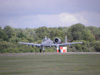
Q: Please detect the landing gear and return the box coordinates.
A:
[40,46,45,53]
[43,46,45,53]
[40,49,42,53]
[43,50,45,53]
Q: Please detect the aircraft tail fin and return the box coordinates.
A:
[65,35,67,43]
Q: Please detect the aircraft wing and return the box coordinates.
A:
[19,41,82,47]
[51,42,82,47]
[18,42,41,47]
[60,42,82,46]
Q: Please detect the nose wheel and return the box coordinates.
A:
[43,46,45,53]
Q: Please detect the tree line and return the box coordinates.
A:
[0,23,100,53]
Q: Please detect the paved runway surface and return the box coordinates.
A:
[0,52,100,56]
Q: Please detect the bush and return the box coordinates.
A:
[94,41,100,52]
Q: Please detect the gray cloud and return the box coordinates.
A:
[0,12,100,28]
[0,0,100,28]
[0,0,100,16]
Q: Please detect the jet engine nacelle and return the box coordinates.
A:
[53,38,61,44]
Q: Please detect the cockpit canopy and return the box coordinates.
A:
[42,36,48,42]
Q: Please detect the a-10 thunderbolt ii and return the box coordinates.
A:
[19,36,82,53]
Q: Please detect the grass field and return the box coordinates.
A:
[0,53,100,75]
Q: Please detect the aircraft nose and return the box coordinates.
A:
[41,42,45,46]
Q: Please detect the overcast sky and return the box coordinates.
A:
[0,0,100,28]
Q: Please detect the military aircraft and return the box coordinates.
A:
[19,36,82,53]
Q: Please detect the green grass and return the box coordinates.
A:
[0,54,100,75]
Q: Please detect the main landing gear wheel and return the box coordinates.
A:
[40,49,42,53]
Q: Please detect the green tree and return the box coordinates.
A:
[67,23,85,41]
[87,26,100,40]
[17,32,26,38]
[92,41,100,52]
[83,30,95,42]
[67,23,95,42]
[0,27,8,41]
[49,28,65,42]
[4,26,15,39]
[35,27,50,39]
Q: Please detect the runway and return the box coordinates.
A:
[0,52,100,56]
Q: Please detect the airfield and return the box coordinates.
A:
[0,52,100,75]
